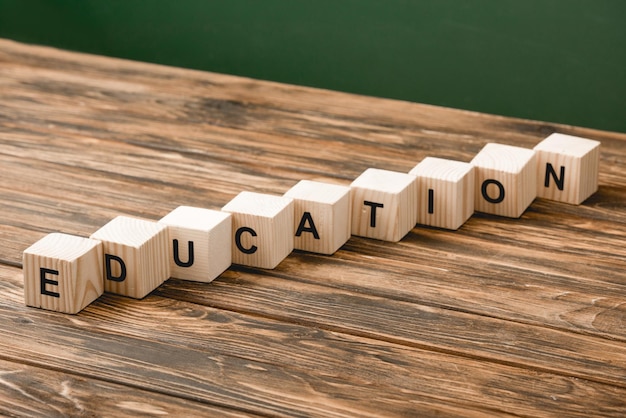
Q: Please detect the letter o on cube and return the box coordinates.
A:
[471,143,537,218]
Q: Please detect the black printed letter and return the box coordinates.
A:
[295,212,320,239]
[235,226,258,254]
[363,201,384,227]
[481,179,505,204]
[428,189,434,214]
[544,163,565,191]
[105,254,127,282]
[40,267,60,297]
[173,239,194,267]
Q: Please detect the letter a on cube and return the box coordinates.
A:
[533,133,600,204]
[222,191,294,269]
[90,216,170,299]
[471,143,537,218]
[23,233,103,314]
[350,168,417,242]
[284,180,351,255]
[409,157,475,230]
[159,206,232,282]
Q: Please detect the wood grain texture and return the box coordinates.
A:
[0,358,255,417]
[534,132,601,204]
[284,180,352,255]
[222,192,294,269]
[409,157,475,230]
[90,216,170,299]
[1,38,626,417]
[471,143,537,218]
[22,233,103,314]
[158,206,232,282]
[350,168,418,242]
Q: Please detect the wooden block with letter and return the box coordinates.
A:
[221,191,294,269]
[90,215,170,299]
[158,206,232,282]
[350,168,417,242]
[533,132,600,204]
[22,233,103,314]
[471,143,537,218]
[284,180,351,255]
[409,157,475,230]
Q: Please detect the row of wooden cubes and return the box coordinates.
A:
[23,133,600,313]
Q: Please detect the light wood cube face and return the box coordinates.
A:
[533,133,600,205]
[284,180,351,255]
[222,191,294,269]
[90,216,170,299]
[350,168,418,242]
[159,206,232,282]
[471,143,537,218]
[409,157,475,230]
[22,233,103,314]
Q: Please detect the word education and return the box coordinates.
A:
[22,133,600,314]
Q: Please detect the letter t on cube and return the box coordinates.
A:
[533,133,600,204]
[350,168,417,242]
[23,233,103,314]
[284,180,351,255]
[159,206,232,282]
[90,216,170,299]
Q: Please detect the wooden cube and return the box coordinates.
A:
[471,143,537,218]
[23,233,103,314]
[221,191,294,269]
[90,215,170,299]
[158,206,232,282]
[350,168,417,242]
[284,180,351,255]
[408,157,475,230]
[533,133,600,204]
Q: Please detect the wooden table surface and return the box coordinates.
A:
[1,38,625,417]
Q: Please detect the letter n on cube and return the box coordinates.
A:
[533,133,600,205]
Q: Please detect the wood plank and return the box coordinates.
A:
[1,264,624,417]
[0,359,256,417]
[152,270,626,387]
[2,38,626,417]
[2,143,624,343]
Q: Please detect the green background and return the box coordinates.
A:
[1,0,624,132]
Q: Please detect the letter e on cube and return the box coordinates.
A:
[23,233,103,314]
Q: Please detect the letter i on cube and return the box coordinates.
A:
[471,143,537,218]
[222,191,294,269]
[409,157,475,230]
[90,215,170,299]
[23,233,103,314]
[533,133,600,205]
[284,180,351,255]
[158,206,232,282]
[350,168,418,242]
